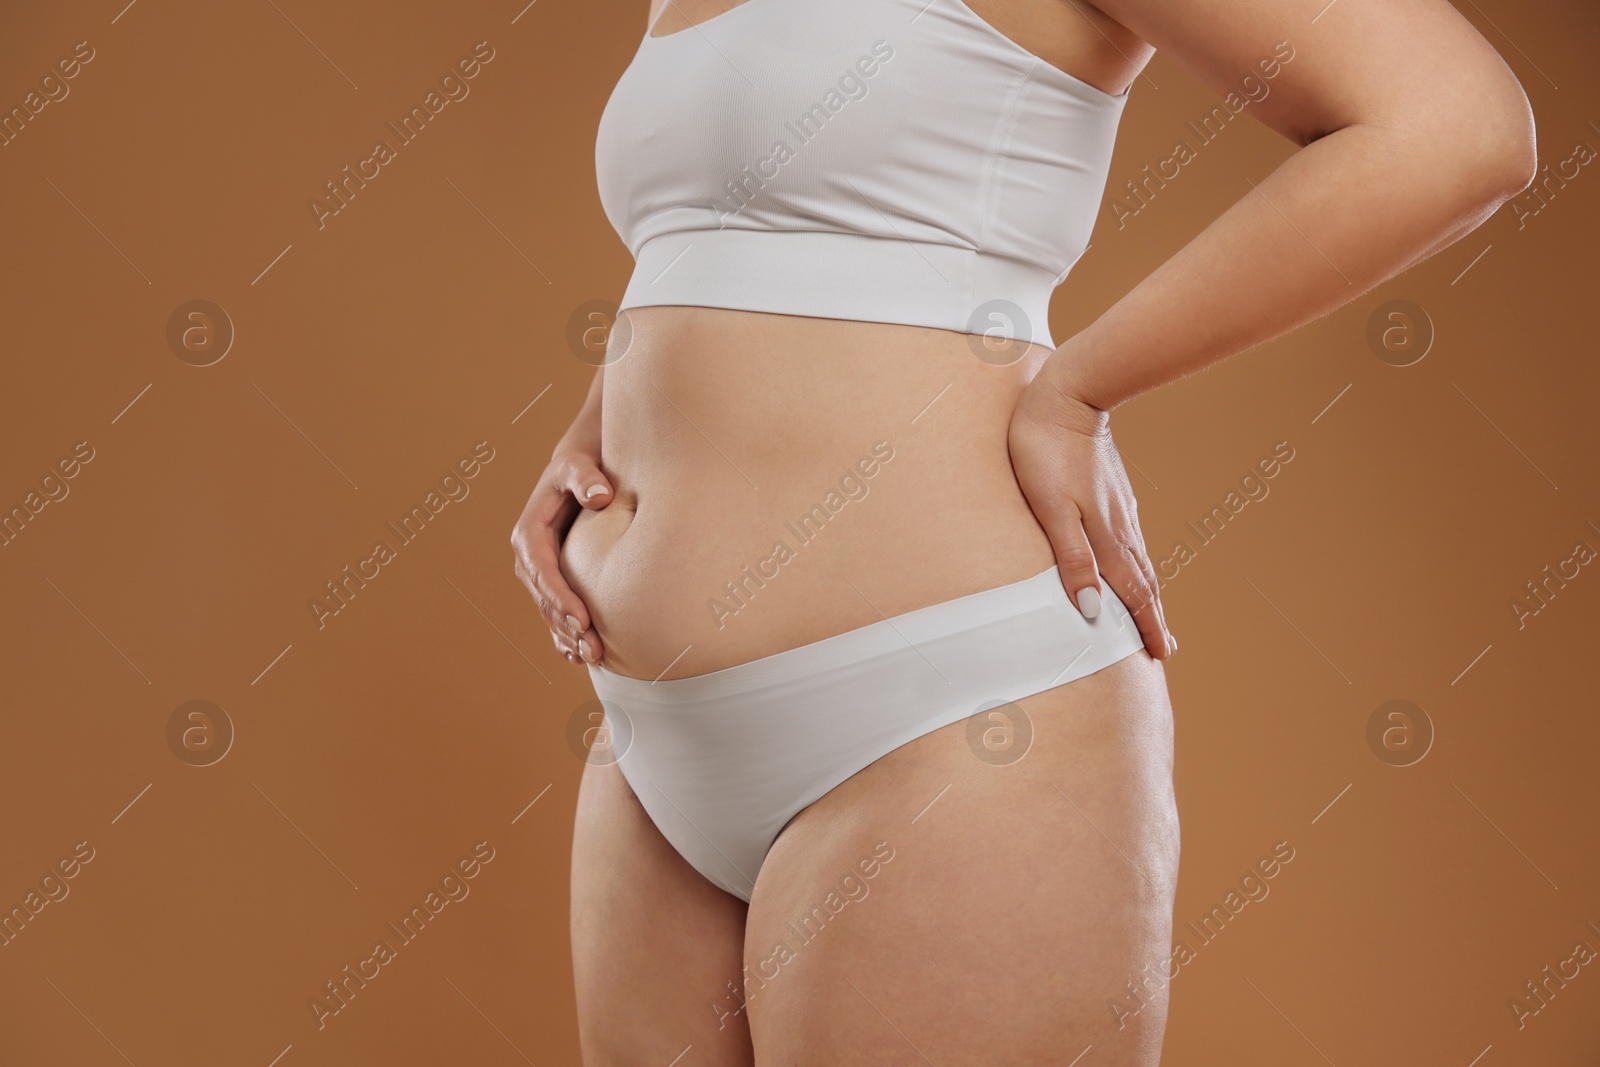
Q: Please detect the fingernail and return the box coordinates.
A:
[579,638,594,663]
[1075,586,1101,619]
[564,614,581,637]
[1166,634,1177,656]
[584,484,607,500]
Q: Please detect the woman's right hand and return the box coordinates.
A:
[510,445,614,667]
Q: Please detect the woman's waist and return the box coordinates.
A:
[561,449,1060,681]
[597,305,1052,494]
[567,305,1066,678]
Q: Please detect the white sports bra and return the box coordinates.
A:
[594,0,1130,349]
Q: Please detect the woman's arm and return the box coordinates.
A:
[1009,0,1535,660]
[511,367,614,666]
[1041,0,1536,410]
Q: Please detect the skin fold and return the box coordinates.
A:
[509,0,1536,1061]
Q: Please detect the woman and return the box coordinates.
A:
[512,0,1533,1061]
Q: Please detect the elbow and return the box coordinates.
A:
[1347,76,1538,218]
[1448,75,1539,206]
[1477,93,1539,201]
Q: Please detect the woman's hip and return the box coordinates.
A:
[585,561,1150,900]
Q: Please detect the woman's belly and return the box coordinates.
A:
[559,306,1064,681]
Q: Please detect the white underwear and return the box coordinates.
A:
[585,566,1145,901]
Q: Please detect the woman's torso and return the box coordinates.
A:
[561,0,1150,681]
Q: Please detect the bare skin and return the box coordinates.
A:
[511,0,1536,1062]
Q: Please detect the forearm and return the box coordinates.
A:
[1042,121,1531,411]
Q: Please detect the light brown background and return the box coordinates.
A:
[2,0,1597,1064]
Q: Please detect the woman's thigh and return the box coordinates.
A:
[743,650,1179,1067]
[570,756,756,1067]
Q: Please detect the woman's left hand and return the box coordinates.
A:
[1008,378,1174,661]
